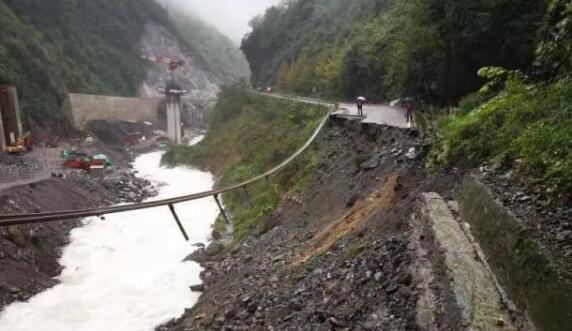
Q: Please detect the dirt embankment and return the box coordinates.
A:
[0,178,110,309]
[160,118,464,330]
[0,120,159,312]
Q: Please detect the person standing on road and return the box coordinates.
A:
[356,96,367,116]
[405,99,414,124]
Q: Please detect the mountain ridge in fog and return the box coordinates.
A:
[160,0,282,43]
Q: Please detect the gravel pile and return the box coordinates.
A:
[62,170,157,204]
[101,171,157,203]
[0,154,41,183]
[170,233,417,331]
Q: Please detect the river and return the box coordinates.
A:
[0,148,219,331]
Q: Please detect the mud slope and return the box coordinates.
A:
[161,118,464,330]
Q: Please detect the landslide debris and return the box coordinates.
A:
[160,118,463,330]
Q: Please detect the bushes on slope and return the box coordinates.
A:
[163,83,329,242]
[242,0,545,104]
[430,78,572,200]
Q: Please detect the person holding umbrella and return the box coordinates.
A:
[356,96,367,117]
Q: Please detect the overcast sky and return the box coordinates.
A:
[164,0,282,43]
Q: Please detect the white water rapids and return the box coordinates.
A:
[0,148,219,331]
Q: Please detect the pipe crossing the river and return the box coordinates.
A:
[0,101,338,241]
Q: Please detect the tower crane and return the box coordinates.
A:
[141,54,185,81]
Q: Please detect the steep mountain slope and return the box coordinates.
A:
[242,0,545,103]
[140,10,250,128]
[0,0,248,131]
[242,0,571,201]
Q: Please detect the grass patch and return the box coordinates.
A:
[163,83,329,243]
[211,215,227,240]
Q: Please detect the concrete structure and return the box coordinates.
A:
[65,93,162,129]
[421,192,518,330]
[0,86,23,150]
[456,175,572,330]
[165,83,185,144]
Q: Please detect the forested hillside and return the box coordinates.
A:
[244,0,572,201]
[0,0,247,130]
[242,0,545,103]
[164,83,328,242]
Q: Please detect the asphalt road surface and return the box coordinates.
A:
[335,102,409,128]
[255,91,410,128]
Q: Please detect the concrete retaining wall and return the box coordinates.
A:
[66,93,162,129]
[421,192,517,330]
[455,175,572,331]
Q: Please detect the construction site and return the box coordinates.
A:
[1,0,572,330]
[0,50,197,315]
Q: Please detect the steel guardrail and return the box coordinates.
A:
[0,101,337,227]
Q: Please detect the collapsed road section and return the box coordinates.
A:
[159,116,561,331]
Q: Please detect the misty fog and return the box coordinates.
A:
[163,0,282,44]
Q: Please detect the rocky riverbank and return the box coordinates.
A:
[0,124,160,312]
[0,170,156,311]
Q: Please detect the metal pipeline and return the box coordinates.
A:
[0,103,337,227]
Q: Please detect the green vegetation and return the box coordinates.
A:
[211,215,227,240]
[0,0,166,126]
[431,76,572,200]
[244,0,572,201]
[163,83,329,243]
[0,0,247,130]
[242,0,545,104]
[535,0,572,78]
[429,0,572,201]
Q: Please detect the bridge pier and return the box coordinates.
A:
[166,82,185,145]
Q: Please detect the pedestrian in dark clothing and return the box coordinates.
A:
[405,101,414,124]
[357,96,367,117]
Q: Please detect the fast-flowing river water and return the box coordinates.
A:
[0,148,219,331]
